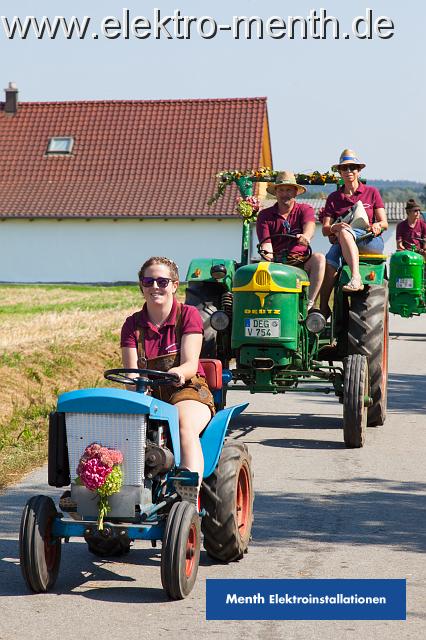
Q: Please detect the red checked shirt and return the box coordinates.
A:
[256,202,316,257]
[120,297,205,376]
[323,182,385,224]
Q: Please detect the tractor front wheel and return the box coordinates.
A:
[200,441,254,562]
[343,354,369,448]
[161,501,201,600]
[19,495,62,593]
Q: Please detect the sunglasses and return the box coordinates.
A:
[340,164,359,172]
[140,277,173,288]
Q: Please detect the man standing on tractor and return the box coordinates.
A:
[256,170,326,311]
[319,149,388,317]
[396,199,426,254]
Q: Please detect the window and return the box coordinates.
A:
[46,137,74,154]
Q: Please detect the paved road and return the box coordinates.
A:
[0,314,425,640]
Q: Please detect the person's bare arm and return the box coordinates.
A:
[369,208,388,235]
[168,333,202,386]
[121,347,138,391]
[258,240,274,261]
[322,214,349,243]
[298,220,315,245]
[322,215,335,237]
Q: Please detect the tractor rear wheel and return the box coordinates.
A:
[19,496,62,593]
[343,354,369,448]
[161,501,201,600]
[200,441,254,562]
[185,284,221,358]
[347,283,389,426]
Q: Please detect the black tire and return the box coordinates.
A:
[343,354,369,448]
[185,284,221,358]
[347,283,389,426]
[19,496,62,593]
[161,501,201,600]
[85,530,131,557]
[200,441,254,562]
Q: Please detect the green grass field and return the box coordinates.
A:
[0,284,185,489]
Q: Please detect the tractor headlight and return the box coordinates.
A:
[210,264,227,280]
[210,310,230,331]
[306,311,326,334]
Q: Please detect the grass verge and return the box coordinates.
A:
[0,284,185,490]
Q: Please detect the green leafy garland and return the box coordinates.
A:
[208,167,340,207]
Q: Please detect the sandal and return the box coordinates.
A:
[342,277,364,293]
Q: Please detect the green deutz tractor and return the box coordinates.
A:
[389,238,426,317]
[185,170,389,448]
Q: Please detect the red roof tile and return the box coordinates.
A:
[0,97,269,218]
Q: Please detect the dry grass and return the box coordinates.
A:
[0,308,129,353]
[0,284,185,490]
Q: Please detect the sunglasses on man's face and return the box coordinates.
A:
[340,165,359,172]
[140,277,172,288]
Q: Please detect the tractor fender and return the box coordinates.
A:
[200,403,248,478]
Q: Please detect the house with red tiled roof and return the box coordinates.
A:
[0,85,272,282]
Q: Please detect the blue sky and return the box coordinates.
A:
[1,1,425,181]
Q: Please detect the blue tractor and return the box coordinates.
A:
[19,364,254,600]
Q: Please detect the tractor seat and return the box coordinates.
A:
[200,359,223,390]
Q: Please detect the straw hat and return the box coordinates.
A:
[332,148,366,172]
[266,170,306,196]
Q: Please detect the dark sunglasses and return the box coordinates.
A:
[140,277,172,288]
[340,164,359,172]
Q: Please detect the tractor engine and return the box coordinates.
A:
[389,250,425,317]
[231,261,310,390]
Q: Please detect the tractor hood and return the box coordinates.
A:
[232,261,309,294]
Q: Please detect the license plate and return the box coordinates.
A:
[244,318,281,337]
[396,278,414,289]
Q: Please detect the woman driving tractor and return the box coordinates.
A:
[120,256,215,496]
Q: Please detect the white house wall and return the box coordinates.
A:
[0,218,398,284]
[0,219,242,283]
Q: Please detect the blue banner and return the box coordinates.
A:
[206,579,406,620]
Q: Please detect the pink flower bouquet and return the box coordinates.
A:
[76,443,123,530]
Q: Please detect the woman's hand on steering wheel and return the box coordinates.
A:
[167,367,186,387]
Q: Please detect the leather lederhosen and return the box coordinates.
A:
[135,303,215,414]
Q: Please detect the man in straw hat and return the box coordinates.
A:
[256,170,325,310]
[319,149,388,316]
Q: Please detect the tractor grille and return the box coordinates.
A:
[255,271,271,287]
[65,412,147,486]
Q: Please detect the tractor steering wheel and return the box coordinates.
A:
[104,368,180,392]
[257,233,312,265]
[401,237,425,254]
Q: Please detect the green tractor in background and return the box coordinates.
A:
[185,170,389,447]
[389,237,426,318]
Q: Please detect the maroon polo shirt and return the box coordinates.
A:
[323,182,385,224]
[256,202,315,257]
[396,218,426,250]
[121,297,205,376]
